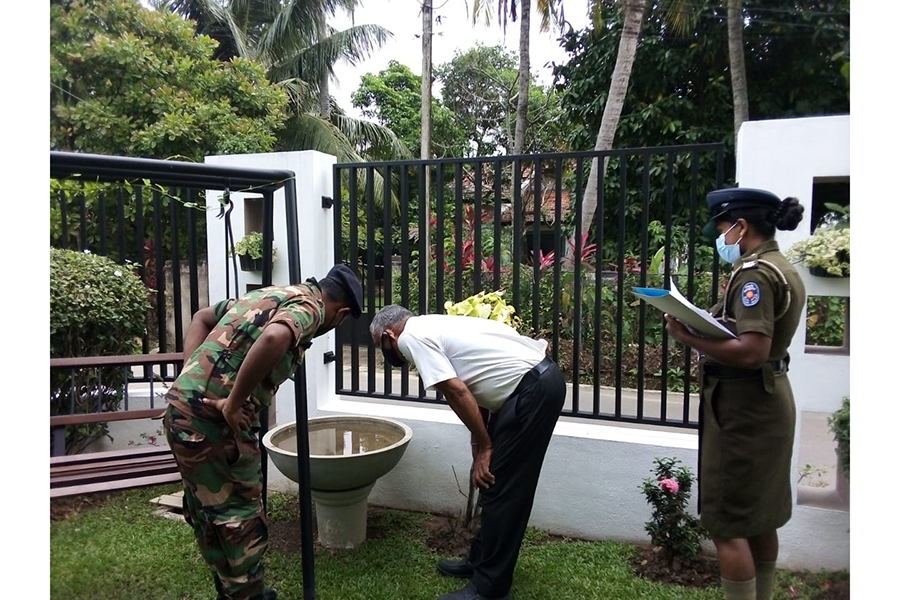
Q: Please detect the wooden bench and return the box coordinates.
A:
[50,353,184,498]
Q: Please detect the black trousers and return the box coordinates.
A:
[468,357,566,598]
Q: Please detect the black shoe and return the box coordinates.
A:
[437,555,474,579]
[437,581,510,600]
[219,589,276,600]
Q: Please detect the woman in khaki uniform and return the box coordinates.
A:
[665,188,806,600]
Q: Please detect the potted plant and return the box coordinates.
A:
[828,397,849,505]
[786,204,850,278]
[232,232,277,272]
[786,226,850,277]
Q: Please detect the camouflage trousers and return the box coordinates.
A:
[164,404,268,600]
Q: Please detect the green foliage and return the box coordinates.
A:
[828,397,849,476]
[444,290,523,331]
[556,0,849,154]
[553,0,849,249]
[640,457,708,567]
[50,248,151,454]
[50,0,289,160]
[232,231,277,261]
[805,296,846,347]
[352,60,468,158]
[50,248,150,358]
[437,45,568,155]
[786,227,850,277]
[49,179,205,273]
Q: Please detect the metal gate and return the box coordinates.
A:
[333,144,726,429]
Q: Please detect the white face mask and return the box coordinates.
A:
[715,223,744,264]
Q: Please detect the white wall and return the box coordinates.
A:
[736,115,850,414]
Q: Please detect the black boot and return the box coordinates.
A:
[437,581,509,600]
[437,555,474,579]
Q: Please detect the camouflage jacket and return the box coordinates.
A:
[165,281,324,424]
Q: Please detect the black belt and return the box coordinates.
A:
[514,357,554,393]
[702,357,788,379]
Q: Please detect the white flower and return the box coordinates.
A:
[83,249,91,254]
[114,270,123,277]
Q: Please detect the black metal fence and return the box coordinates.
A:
[50,152,288,365]
[334,143,727,429]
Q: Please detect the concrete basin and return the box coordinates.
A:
[262,415,413,549]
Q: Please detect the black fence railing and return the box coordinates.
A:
[50,153,292,359]
[50,151,317,600]
[334,144,727,429]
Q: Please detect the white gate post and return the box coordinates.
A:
[204,150,339,425]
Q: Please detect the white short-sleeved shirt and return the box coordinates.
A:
[397,315,549,412]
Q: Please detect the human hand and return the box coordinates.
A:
[201,397,252,433]
[471,445,495,489]
[664,314,691,345]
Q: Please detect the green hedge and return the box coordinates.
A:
[50,248,151,454]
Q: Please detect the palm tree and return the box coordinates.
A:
[727,0,749,141]
[577,0,701,238]
[157,0,412,162]
[469,0,566,155]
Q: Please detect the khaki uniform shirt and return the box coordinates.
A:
[709,240,806,361]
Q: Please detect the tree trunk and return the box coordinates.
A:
[421,0,433,162]
[578,0,648,239]
[513,0,531,155]
[319,69,331,119]
[421,0,433,312]
[727,0,750,142]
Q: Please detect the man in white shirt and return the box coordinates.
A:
[370,305,566,600]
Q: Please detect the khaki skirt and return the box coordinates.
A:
[699,371,796,539]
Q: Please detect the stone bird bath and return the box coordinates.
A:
[262,415,413,549]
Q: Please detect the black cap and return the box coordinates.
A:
[701,187,781,239]
[324,264,363,318]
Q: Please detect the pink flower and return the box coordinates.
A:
[659,478,680,494]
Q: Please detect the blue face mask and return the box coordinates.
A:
[715,223,744,264]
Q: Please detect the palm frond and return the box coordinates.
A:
[271,23,392,85]
[659,0,699,39]
[331,113,413,160]
[279,113,399,211]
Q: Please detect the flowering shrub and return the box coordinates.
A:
[786,226,850,277]
[640,457,708,566]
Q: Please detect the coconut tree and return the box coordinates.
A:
[469,0,567,155]
[576,0,703,238]
[157,0,411,162]
[727,0,749,141]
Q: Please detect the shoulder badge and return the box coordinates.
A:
[741,281,761,307]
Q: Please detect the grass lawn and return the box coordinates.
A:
[50,485,847,600]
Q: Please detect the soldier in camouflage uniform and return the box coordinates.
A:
[163,265,362,600]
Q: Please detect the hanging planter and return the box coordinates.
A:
[809,265,846,278]
[239,254,264,272]
[232,232,277,272]
[786,227,850,279]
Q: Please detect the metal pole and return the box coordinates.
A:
[284,179,316,600]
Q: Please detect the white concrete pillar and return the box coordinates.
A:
[204,151,339,424]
